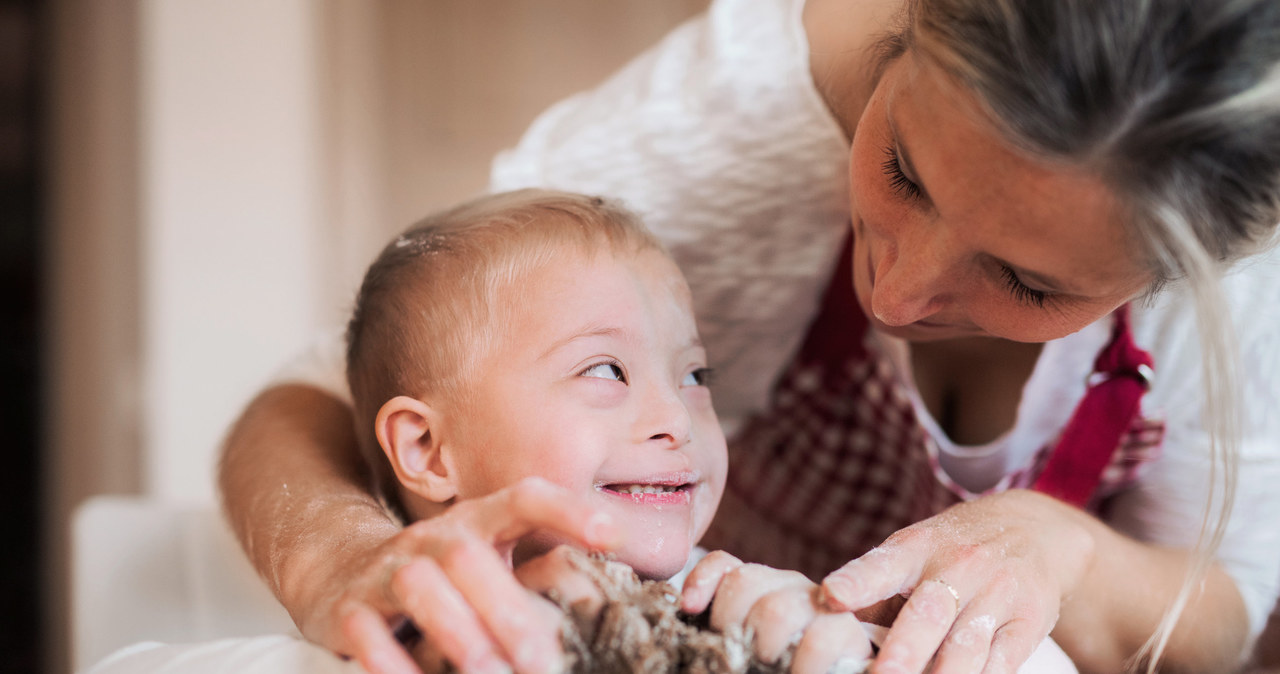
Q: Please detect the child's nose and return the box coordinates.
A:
[641,386,693,448]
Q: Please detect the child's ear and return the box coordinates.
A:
[375,395,457,503]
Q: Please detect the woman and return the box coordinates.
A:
[220,0,1280,672]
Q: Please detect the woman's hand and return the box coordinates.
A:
[679,551,876,673]
[301,477,621,674]
[819,489,1095,674]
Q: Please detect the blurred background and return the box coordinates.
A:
[3,1,708,672]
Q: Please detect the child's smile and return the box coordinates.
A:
[442,246,728,580]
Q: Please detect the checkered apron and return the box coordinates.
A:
[701,237,1164,581]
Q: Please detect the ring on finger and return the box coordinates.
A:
[925,578,961,613]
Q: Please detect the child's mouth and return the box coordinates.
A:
[599,481,694,504]
[609,483,685,495]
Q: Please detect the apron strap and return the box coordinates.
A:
[1032,305,1154,507]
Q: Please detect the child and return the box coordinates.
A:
[344,188,727,581]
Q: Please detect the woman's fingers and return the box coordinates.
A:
[358,478,618,674]
[929,603,1002,674]
[872,578,964,674]
[822,543,924,613]
[460,477,621,551]
[388,557,514,674]
[790,612,874,674]
[339,602,422,674]
[983,619,1048,674]
[680,550,744,614]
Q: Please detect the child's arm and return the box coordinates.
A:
[218,383,620,674]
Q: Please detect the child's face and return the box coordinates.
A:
[445,246,727,579]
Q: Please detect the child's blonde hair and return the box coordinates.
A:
[345,188,665,495]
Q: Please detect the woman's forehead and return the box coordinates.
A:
[884,53,1152,297]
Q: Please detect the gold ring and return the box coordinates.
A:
[927,578,961,612]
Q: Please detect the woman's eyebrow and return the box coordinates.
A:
[886,95,934,204]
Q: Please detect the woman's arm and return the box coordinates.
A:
[818,489,1248,674]
[218,384,619,674]
[1054,508,1247,673]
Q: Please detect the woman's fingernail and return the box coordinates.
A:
[822,576,856,607]
[585,513,620,547]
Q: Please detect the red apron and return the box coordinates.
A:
[702,237,1165,580]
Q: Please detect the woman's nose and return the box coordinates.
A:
[639,384,693,448]
[870,241,949,326]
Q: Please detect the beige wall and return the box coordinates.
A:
[46,1,706,670]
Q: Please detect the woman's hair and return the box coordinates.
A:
[890,0,1280,669]
[345,189,663,494]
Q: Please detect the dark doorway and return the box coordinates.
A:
[0,0,45,672]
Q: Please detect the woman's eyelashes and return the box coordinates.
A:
[881,144,924,201]
[580,361,627,383]
[999,265,1049,308]
[880,140,1054,311]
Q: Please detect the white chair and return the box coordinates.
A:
[71,496,297,671]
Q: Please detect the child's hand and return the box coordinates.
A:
[310,477,621,674]
[681,551,875,673]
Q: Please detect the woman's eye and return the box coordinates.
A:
[999,266,1049,308]
[881,144,924,201]
[581,362,626,382]
[683,367,715,387]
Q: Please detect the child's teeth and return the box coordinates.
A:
[619,484,678,494]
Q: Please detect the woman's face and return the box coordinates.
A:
[848,51,1154,343]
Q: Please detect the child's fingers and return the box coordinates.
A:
[744,587,817,664]
[789,612,873,674]
[708,564,813,634]
[679,549,743,613]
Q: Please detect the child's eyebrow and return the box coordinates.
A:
[538,324,626,361]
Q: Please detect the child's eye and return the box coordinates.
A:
[581,362,626,383]
[683,367,715,387]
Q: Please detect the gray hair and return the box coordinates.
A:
[897,0,1280,669]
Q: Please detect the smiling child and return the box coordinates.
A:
[344,188,728,581]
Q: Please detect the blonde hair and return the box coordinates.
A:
[885,0,1280,669]
[345,189,665,493]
